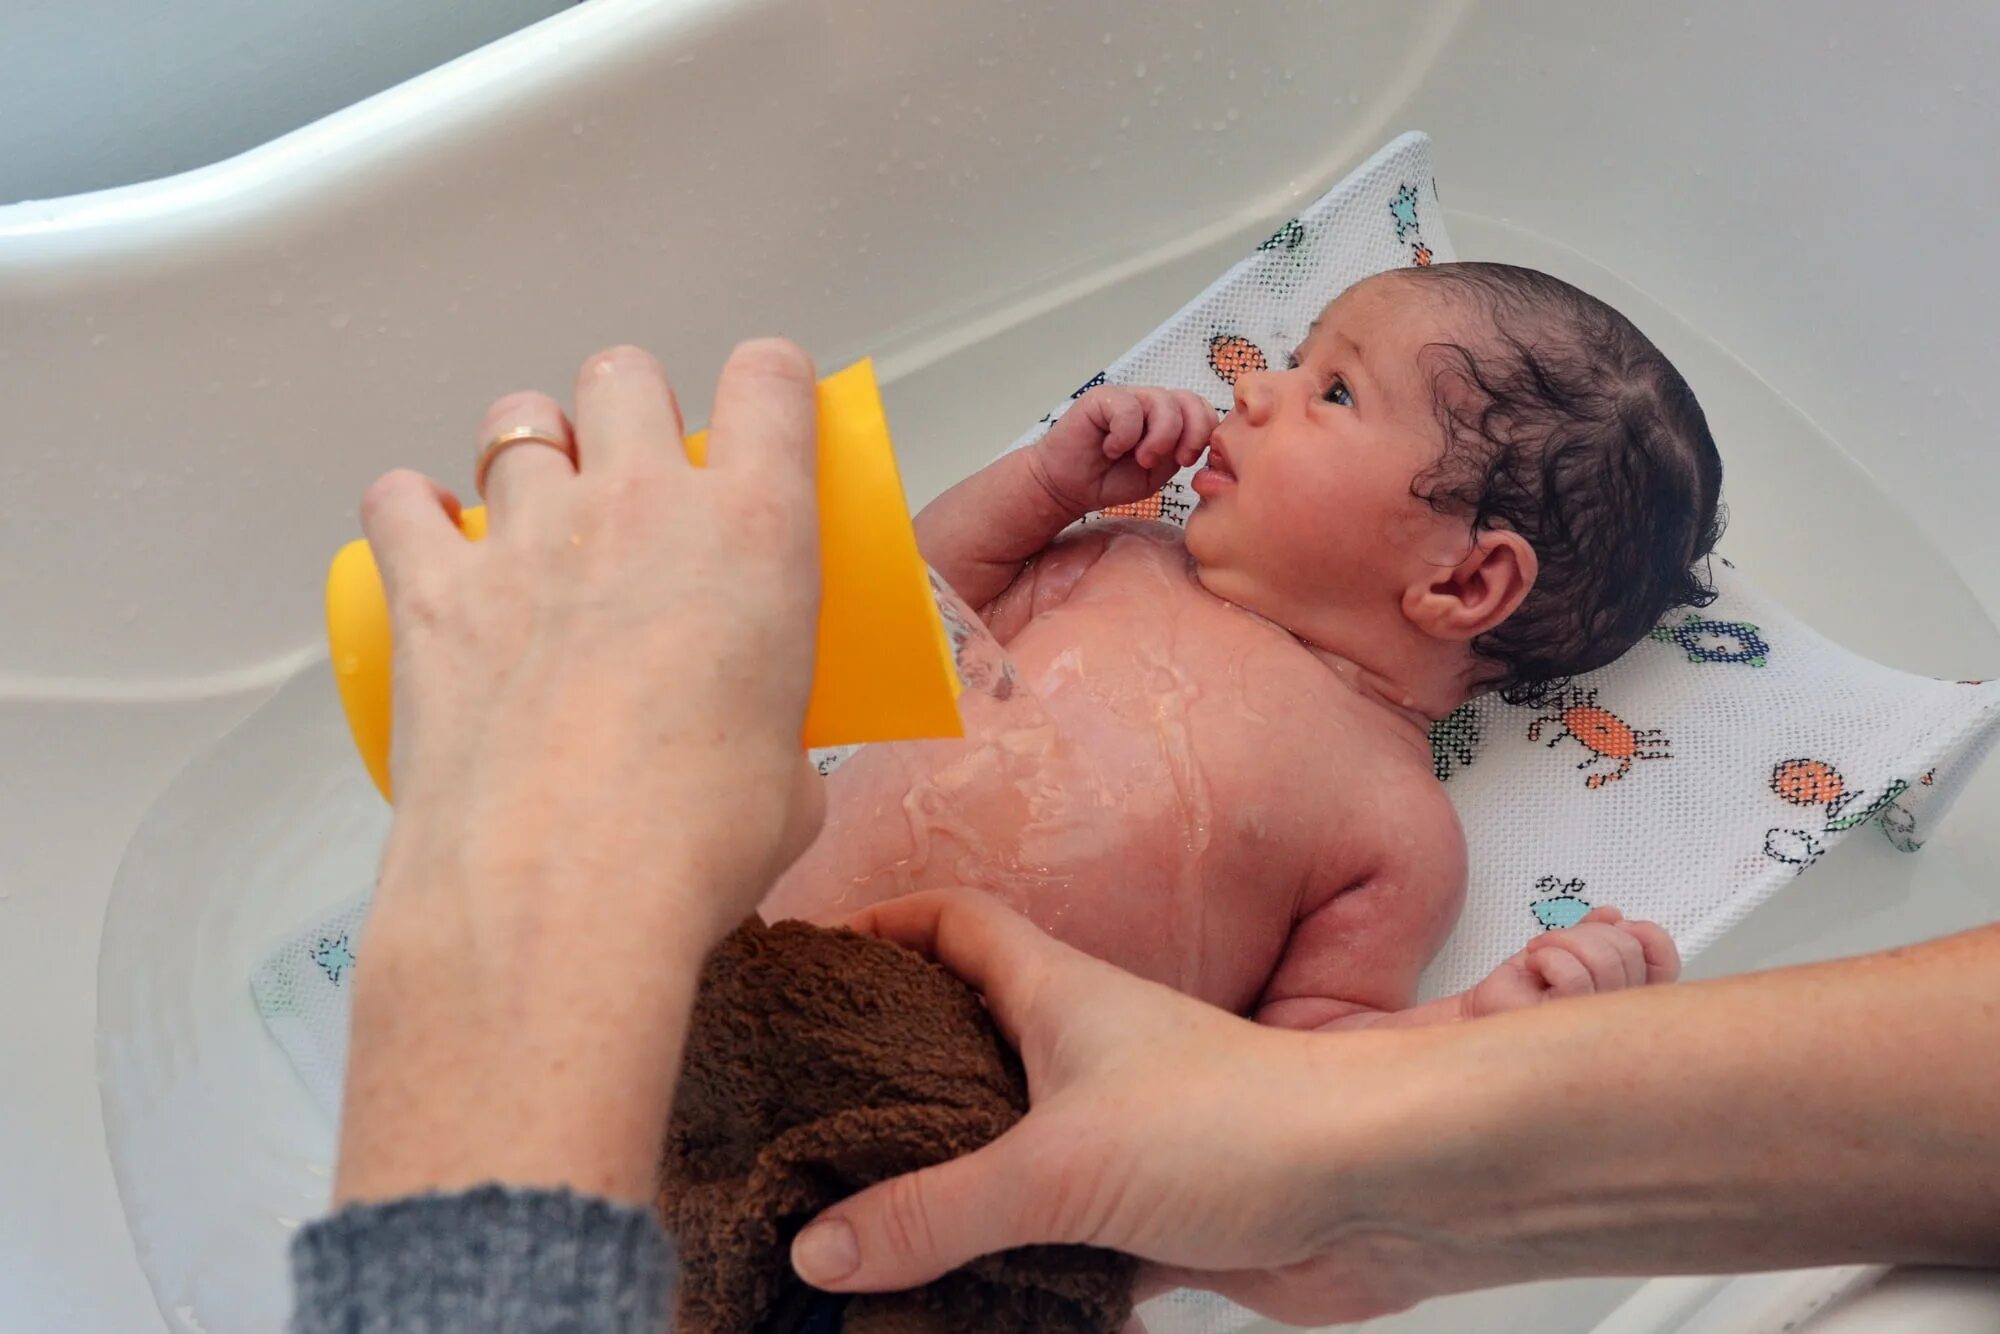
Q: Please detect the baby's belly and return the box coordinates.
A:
[762,550,1330,1012]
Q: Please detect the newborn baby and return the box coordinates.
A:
[761,263,1721,1026]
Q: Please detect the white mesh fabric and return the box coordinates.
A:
[250,895,370,1119]
[252,130,2000,1334]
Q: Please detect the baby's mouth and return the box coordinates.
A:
[1202,437,1237,481]
[1190,437,1238,500]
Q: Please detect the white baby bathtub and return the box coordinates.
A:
[4,0,1998,1329]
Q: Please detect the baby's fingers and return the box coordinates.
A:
[1172,391,1218,468]
[1528,923,1645,990]
[1131,390,1184,469]
[1622,919,1682,984]
[1089,388,1147,461]
[1529,946,1594,998]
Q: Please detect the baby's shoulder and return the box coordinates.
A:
[1363,754,1467,887]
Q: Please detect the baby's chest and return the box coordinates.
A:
[1004,548,1379,840]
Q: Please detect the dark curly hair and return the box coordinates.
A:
[1389,262,1725,704]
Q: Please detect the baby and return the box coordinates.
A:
[760,262,1722,1027]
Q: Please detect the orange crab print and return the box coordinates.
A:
[1207,333,1268,387]
[1768,757,1908,832]
[1771,757,1845,807]
[1411,242,1434,266]
[1099,492,1167,521]
[1526,687,1672,789]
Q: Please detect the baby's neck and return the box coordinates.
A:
[1292,638,1447,740]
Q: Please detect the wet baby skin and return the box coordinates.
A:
[762,277,1679,1028]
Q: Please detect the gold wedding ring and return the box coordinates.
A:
[474,426,574,496]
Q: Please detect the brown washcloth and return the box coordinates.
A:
[661,917,1138,1334]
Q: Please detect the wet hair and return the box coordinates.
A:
[1389,261,1725,705]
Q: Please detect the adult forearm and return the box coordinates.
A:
[1361,924,2000,1294]
[334,874,709,1208]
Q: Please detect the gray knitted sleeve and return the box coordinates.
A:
[289,1184,675,1332]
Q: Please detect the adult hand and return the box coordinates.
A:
[789,890,1450,1326]
[795,896,2000,1323]
[336,340,826,1207]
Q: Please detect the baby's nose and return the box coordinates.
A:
[1233,369,1275,425]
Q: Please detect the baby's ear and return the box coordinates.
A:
[1402,529,1538,642]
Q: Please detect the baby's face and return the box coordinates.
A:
[1186,276,1474,641]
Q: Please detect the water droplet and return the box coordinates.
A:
[435,369,453,385]
[1192,48,1205,63]
[90,333,108,347]
[1119,114,1132,129]
[1226,106,1240,121]
[928,113,942,126]
[1134,60,1147,78]
[900,92,913,108]
[1087,155,1104,171]
[570,120,585,136]
[328,312,351,330]
[1101,31,1112,44]
[267,289,286,307]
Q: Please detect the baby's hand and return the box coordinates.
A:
[1464,907,1680,1018]
[1029,385,1218,517]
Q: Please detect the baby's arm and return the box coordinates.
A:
[1255,795,1679,1034]
[915,386,1214,613]
[1286,907,1681,1033]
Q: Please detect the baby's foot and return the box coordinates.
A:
[1465,907,1680,1018]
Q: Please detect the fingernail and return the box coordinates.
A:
[793,1220,860,1285]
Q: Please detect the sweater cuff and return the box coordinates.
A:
[290,1184,674,1332]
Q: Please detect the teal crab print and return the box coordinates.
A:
[1649,612,1770,667]
[1530,876,1593,930]
[313,933,357,985]
[1389,184,1421,241]
[1257,218,1306,252]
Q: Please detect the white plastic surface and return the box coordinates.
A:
[5,1,2000,1330]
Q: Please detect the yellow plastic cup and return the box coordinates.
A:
[326,358,962,801]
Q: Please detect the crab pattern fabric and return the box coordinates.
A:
[995,133,2000,1003]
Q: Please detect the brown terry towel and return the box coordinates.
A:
[661,917,1138,1334]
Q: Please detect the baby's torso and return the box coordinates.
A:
[761,522,1441,1013]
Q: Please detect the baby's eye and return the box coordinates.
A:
[1283,351,1301,371]
[1322,376,1353,407]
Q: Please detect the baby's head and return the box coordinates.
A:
[1185,262,1723,708]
